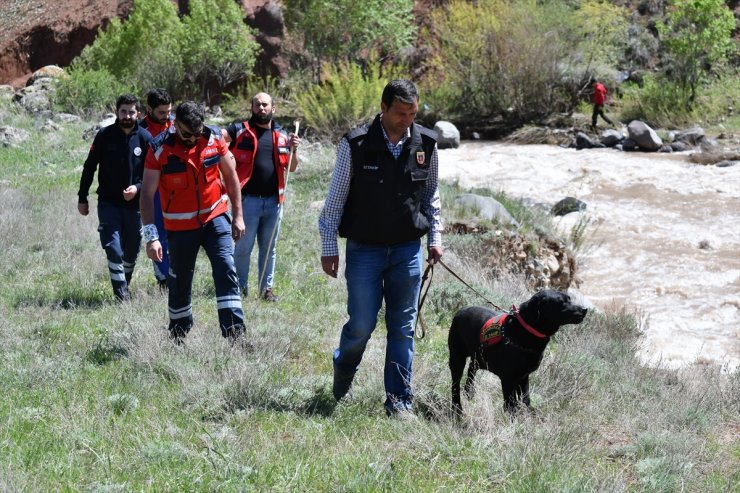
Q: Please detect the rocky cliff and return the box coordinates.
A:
[0,0,286,88]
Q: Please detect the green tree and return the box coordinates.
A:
[576,0,630,69]
[656,0,735,107]
[75,0,184,97]
[284,0,415,81]
[181,0,260,102]
[428,0,580,122]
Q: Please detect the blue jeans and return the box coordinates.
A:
[166,214,244,337]
[151,190,170,282]
[234,194,282,294]
[97,200,141,300]
[333,239,423,411]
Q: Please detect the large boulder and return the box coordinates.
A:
[551,197,587,216]
[574,132,604,150]
[627,120,662,151]
[433,120,460,149]
[238,0,289,78]
[669,141,691,152]
[674,127,705,146]
[454,194,519,227]
[27,65,66,85]
[14,85,52,113]
[0,126,31,147]
[600,129,624,147]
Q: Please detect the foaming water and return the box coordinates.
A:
[438,142,739,370]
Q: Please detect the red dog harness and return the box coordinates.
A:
[480,305,547,347]
[480,313,507,347]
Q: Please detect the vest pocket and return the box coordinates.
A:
[410,168,429,182]
[163,173,188,190]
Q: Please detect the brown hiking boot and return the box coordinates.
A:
[261,288,278,303]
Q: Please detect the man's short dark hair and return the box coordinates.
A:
[381,79,419,108]
[116,93,140,111]
[146,88,172,108]
[175,101,205,130]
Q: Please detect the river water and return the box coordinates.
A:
[437,142,739,370]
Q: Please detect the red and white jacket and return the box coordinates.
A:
[145,125,229,231]
[227,120,291,204]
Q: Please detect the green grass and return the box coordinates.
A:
[0,108,737,491]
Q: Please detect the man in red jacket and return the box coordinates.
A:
[590,77,614,130]
[140,101,246,345]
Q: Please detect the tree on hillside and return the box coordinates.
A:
[283,0,416,82]
[75,0,184,97]
[428,0,596,122]
[181,0,260,102]
[58,0,260,107]
[657,0,735,108]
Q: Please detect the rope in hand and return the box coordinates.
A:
[415,258,505,339]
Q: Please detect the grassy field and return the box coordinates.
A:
[0,104,738,492]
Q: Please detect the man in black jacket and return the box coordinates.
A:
[78,94,152,301]
[319,79,443,416]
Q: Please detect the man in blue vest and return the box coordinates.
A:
[78,94,152,301]
[319,79,443,416]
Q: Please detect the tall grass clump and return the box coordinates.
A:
[294,59,398,142]
[54,67,134,117]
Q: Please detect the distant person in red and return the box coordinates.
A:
[590,77,613,129]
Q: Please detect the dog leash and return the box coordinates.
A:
[415,258,504,339]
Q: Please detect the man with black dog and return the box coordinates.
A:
[140,101,247,346]
[77,93,152,301]
[319,79,443,417]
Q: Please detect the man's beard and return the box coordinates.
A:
[119,119,135,129]
[179,137,197,148]
[252,110,273,125]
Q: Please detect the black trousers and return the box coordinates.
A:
[592,104,613,126]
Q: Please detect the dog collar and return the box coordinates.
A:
[512,305,547,339]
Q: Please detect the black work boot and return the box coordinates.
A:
[332,369,355,401]
[225,324,253,351]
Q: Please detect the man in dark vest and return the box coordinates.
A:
[319,79,443,417]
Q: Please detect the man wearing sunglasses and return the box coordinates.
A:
[140,101,247,345]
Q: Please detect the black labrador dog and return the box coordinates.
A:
[448,289,587,417]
